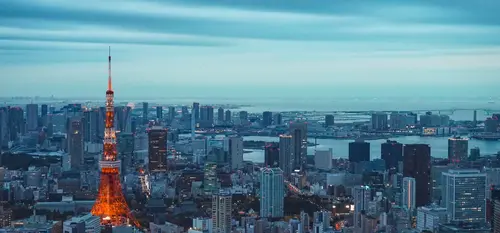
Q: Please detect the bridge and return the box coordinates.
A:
[322,108,500,116]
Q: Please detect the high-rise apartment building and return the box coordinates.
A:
[264,142,279,168]
[290,122,307,170]
[325,115,334,127]
[403,144,431,207]
[442,169,486,223]
[349,140,370,163]
[218,107,224,123]
[26,103,38,131]
[156,106,163,120]
[168,106,176,122]
[278,134,293,176]
[448,137,469,164]
[371,112,388,131]
[204,162,218,194]
[224,110,231,123]
[402,177,416,211]
[200,106,214,128]
[67,116,84,170]
[212,190,232,233]
[148,126,168,172]
[262,111,273,127]
[381,140,403,170]
[260,168,284,218]
[239,111,248,125]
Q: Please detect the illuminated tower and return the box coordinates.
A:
[91,48,138,226]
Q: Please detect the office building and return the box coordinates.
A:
[403,144,431,207]
[448,137,469,163]
[353,186,372,229]
[290,122,307,170]
[442,169,486,223]
[63,213,100,233]
[224,110,231,123]
[156,106,163,120]
[279,134,294,176]
[8,107,24,141]
[264,142,279,168]
[416,205,447,232]
[142,102,149,124]
[26,103,38,131]
[381,140,403,170]
[314,149,333,170]
[371,112,388,130]
[226,136,243,170]
[260,168,284,218]
[402,177,416,211]
[431,165,453,203]
[67,116,84,170]
[262,111,273,127]
[212,190,232,233]
[325,114,334,127]
[349,140,370,163]
[148,126,168,172]
[0,107,8,147]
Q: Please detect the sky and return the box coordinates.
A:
[1,0,500,98]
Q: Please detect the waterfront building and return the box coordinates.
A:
[381,140,403,170]
[448,136,468,164]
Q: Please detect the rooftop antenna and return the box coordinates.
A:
[108,46,112,91]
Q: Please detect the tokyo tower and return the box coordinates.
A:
[91,47,139,226]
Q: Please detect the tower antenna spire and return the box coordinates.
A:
[108,46,112,90]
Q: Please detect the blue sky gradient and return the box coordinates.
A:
[1,0,500,98]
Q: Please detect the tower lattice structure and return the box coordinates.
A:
[91,48,139,227]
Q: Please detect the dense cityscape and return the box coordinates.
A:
[0,49,500,233]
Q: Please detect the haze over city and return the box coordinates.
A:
[1,0,500,98]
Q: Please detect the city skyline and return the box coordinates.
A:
[1,0,500,97]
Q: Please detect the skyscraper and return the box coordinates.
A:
[262,111,273,127]
[117,132,135,175]
[325,114,334,127]
[8,107,24,141]
[371,112,388,131]
[448,137,468,164]
[156,106,163,120]
[142,102,148,124]
[114,106,132,133]
[239,111,248,124]
[200,106,214,128]
[67,116,83,170]
[41,104,48,127]
[279,134,293,176]
[403,144,431,207]
[168,106,176,122]
[204,162,218,194]
[442,169,486,223]
[193,102,200,123]
[290,122,307,170]
[349,140,370,163]
[226,136,243,170]
[26,103,38,132]
[212,190,232,233]
[381,140,403,170]
[148,126,168,172]
[218,107,224,123]
[260,168,284,218]
[265,142,279,168]
[353,185,372,229]
[0,108,8,147]
[273,113,282,125]
[402,177,416,211]
[224,110,231,123]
